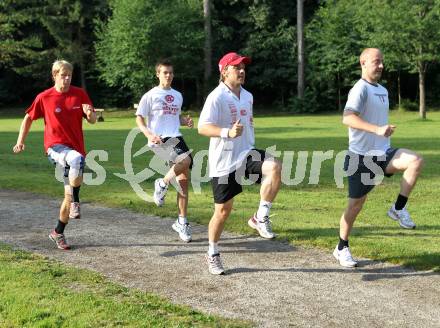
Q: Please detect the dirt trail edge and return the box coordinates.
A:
[0,190,439,327]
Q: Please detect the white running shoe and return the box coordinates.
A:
[69,202,80,219]
[172,220,192,242]
[387,205,416,229]
[153,178,168,207]
[205,253,225,275]
[333,246,358,268]
[247,214,276,239]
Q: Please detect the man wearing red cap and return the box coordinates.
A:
[198,52,282,275]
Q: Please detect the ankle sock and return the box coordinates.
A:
[178,216,188,225]
[159,179,167,188]
[208,241,219,256]
[394,194,408,211]
[256,200,272,221]
[55,220,67,234]
[72,186,80,203]
[338,237,349,251]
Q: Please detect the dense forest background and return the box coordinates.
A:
[1,0,440,116]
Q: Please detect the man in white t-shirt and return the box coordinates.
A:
[198,52,282,275]
[334,48,424,268]
[136,59,194,242]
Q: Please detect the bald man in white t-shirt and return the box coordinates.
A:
[333,48,424,268]
[136,59,194,242]
[198,52,282,275]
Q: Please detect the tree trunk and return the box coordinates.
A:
[397,71,401,109]
[77,22,87,90]
[79,57,87,91]
[203,0,212,100]
[418,61,426,119]
[297,0,304,99]
[196,78,202,108]
[337,71,341,110]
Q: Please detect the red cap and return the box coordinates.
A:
[218,52,251,73]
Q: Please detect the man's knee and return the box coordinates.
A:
[214,204,232,221]
[347,197,366,213]
[176,156,192,169]
[70,176,83,187]
[273,160,282,176]
[265,159,282,178]
[411,155,424,172]
[65,150,85,180]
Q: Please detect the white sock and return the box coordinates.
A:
[178,216,187,225]
[256,200,272,221]
[159,179,167,188]
[208,241,219,256]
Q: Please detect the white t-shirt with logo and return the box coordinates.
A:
[136,87,183,145]
[344,79,390,155]
[198,83,255,177]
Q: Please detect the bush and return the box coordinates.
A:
[287,88,319,113]
[398,99,419,112]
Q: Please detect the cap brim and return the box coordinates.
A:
[229,56,251,66]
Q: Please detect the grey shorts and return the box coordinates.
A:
[344,148,399,199]
[151,136,193,169]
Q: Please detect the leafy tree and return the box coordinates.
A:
[241,1,296,108]
[95,0,204,102]
[40,0,109,90]
[0,0,109,105]
[306,0,363,110]
[203,0,212,97]
[209,0,303,109]
[0,1,49,103]
[0,1,42,68]
[357,0,412,108]
[359,0,440,118]
[297,0,305,99]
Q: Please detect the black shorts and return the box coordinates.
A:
[154,136,193,169]
[344,148,399,199]
[211,149,267,204]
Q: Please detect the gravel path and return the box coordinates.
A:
[0,189,439,327]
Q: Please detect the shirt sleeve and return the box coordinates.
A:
[198,92,220,127]
[25,94,44,120]
[136,93,151,118]
[344,82,367,115]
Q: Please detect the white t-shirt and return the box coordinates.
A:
[198,83,255,177]
[136,87,183,145]
[344,79,390,155]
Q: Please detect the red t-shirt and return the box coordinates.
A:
[26,86,93,156]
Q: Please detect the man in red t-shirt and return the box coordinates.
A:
[13,60,97,250]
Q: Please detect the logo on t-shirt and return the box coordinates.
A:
[374,93,387,104]
[228,103,237,113]
[55,107,62,113]
[165,95,174,103]
[240,109,247,116]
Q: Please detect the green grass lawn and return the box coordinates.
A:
[1,109,439,273]
[0,244,250,327]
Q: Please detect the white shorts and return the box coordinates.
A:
[47,144,84,189]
